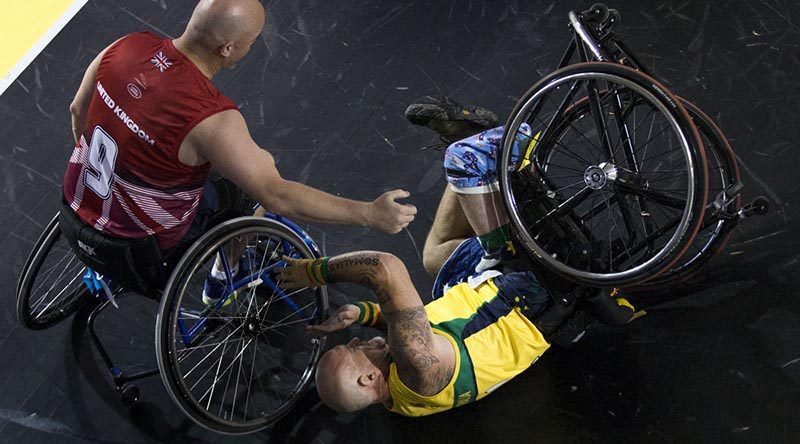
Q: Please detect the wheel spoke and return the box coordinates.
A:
[160,220,325,432]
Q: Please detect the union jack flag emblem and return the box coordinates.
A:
[150,51,173,73]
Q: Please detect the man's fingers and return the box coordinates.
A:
[403,204,418,215]
[385,189,411,202]
[398,214,415,223]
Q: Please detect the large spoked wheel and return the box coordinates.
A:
[636,99,742,288]
[156,216,328,435]
[499,62,708,287]
[16,212,90,330]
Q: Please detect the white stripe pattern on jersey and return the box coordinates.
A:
[112,186,155,235]
[69,136,90,211]
[114,175,203,201]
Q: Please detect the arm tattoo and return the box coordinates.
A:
[327,253,380,276]
[327,252,390,303]
[384,306,453,395]
[328,252,452,392]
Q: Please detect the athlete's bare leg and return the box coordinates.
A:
[422,186,475,276]
[453,189,507,237]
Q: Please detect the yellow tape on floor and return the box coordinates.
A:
[0,0,87,95]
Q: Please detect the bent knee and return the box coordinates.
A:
[422,252,443,278]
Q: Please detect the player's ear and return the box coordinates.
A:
[357,371,378,387]
[219,41,234,58]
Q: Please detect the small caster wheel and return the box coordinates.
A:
[751,196,769,215]
[741,196,770,217]
[607,9,620,25]
[118,384,139,407]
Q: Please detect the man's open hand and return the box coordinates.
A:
[307,304,360,336]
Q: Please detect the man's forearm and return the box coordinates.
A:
[260,180,371,227]
[326,251,391,304]
[280,251,419,313]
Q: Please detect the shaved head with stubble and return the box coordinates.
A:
[313,336,393,413]
[315,349,374,412]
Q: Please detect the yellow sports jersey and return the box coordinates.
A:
[386,278,550,417]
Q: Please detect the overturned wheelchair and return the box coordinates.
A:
[497,3,767,289]
[15,4,766,436]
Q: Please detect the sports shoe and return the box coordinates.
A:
[202,247,260,306]
[586,288,636,326]
[405,95,499,146]
[531,297,577,338]
[202,267,242,307]
[546,309,598,348]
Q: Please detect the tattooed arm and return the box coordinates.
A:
[329,252,455,395]
[279,251,455,395]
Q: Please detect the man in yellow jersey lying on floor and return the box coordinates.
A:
[278,249,561,416]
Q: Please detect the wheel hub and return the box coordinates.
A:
[584,165,607,190]
[243,317,263,338]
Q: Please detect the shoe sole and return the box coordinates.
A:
[405,103,498,128]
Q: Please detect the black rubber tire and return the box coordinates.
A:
[16,212,90,330]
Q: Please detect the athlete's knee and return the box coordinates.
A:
[422,244,446,277]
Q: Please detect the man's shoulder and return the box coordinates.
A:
[184,109,245,150]
[111,31,160,49]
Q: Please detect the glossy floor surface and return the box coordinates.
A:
[1,1,798,443]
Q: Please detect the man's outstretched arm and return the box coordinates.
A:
[278,252,455,395]
[185,110,417,234]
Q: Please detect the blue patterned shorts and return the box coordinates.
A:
[443,124,532,192]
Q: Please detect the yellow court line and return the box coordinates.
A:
[0,0,88,96]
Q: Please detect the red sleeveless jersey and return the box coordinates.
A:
[63,32,237,249]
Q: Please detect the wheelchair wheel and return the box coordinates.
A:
[636,99,742,288]
[156,216,328,435]
[16,212,90,330]
[500,62,708,287]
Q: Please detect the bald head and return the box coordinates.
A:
[315,349,374,413]
[187,0,265,45]
[177,0,265,72]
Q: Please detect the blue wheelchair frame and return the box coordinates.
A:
[174,211,321,348]
[81,211,323,399]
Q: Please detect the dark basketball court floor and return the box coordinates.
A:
[1,1,799,443]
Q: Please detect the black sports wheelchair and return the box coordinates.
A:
[15,4,766,435]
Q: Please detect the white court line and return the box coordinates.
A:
[0,0,88,97]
